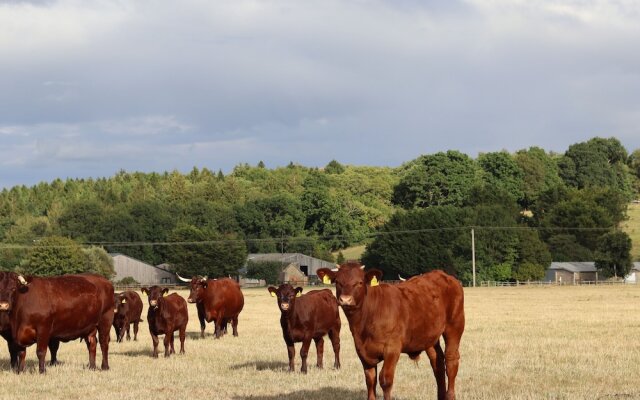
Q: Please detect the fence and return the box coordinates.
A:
[477,280,634,287]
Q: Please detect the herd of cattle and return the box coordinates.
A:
[0,261,465,400]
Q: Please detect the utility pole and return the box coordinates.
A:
[471,228,476,287]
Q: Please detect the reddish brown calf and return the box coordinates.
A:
[113,291,143,342]
[141,286,188,358]
[317,262,465,400]
[267,284,341,373]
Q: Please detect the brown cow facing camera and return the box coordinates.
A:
[267,284,341,374]
[141,286,188,358]
[177,274,244,339]
[0,271,114,373]
[317,262,465,400]
[113,291,143,342]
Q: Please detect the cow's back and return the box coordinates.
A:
[13,275,113,344]
[205,278,244,318]
[362,270,464,352]
[291,289,340,338]
[122,291,143,321]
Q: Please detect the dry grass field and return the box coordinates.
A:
[1,285,640,400]
[622,202,640,261]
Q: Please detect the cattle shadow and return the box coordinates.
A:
[232,387,362,400]
[230,360,289,372]
[111,349,154,358]
[0,358,67,373]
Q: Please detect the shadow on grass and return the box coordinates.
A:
[232,387,362,400]
[230,360,289,372]
[111,348,154,357]
[0,358,69,373]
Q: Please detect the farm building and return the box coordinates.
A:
[544,262,598,284]
[111,253,177,285]
[624,262,640,284]
[245,253,336,284]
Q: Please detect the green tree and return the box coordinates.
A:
[393,150,479,209]
[325,160,345,174]
[477,151,525,202]
[546,234,593,261]
[166,225,247,278]
[514,147,563,208]
[82,246,115,278]
[57,199,105,241]
[245,260,283,284]
[21,236,86,276]
[594,231,632,278]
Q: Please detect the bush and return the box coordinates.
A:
[246,260,284,285]
[116,276,139,285]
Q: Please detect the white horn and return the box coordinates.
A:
[360,265,366,270]
[17,275,28,285]
[398,274,406,281]
[176,273,191,283]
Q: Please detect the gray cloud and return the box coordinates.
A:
[1,0,639,188]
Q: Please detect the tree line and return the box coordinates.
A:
[0,137,638,282]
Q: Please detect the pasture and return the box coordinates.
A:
[1,285,640,400]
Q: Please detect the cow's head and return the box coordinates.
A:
[114,293,130,315]
[267,284,302,313]
[141,286,168,309]
[317,262,382,310]
[0,271,31,312]
[177,273,209,304]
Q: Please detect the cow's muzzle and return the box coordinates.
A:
[0,302,10,311]
[338,295,355,307]
[187,298,195,304]
[280,302,290,311]
[150,300,157,307]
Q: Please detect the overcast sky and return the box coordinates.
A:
[1,0,639,189]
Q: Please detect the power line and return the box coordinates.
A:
[0,225,620,250]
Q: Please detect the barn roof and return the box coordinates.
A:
[548,262,596,273]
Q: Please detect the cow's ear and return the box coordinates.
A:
[267,286,277,297]
[317,268,336,284]
[365,269,383,287]
[141,287,148,295]
[162,288,169,296]
[295,287,303,297]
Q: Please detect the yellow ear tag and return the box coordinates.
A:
[270,292,276,297]
[323,275,331,284]
[296,292,301,298]
[370,276,379,287]
[121,299,126,304]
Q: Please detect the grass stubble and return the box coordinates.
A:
[1,285,639,400]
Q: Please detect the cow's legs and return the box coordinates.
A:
[84,330,98,370]
[36,334,51,373]
[328,326,341,369]
[49,338,60,366]
[133,319,140,341]
[164,331,173,357]
[379,350,400,400]
[17,347,27,373]
[314,336,324,369]
[151,332,160,358]
[125,321,131,341]
[443,334,462,400]
[8,340,19,370]
[362,364,378,400]
[231,316,239,337]
[197,305,206,338]
[98,313,111,370]
[286,340,295,372]
[300,337,312,374]
[427,343,446,400]
[179,325,186,354]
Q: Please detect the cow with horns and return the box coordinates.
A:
[176,274,244,338]
[317,262,465,400]
[0,271,114,373]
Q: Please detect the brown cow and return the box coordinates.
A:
[0,271,114,373]
[177,275,244,339]
[317,262,465,400]
[113,291,144,342]
[141,286,188,358]
[267,284,341,373]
